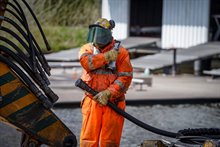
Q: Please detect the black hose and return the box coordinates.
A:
[20,0,51,51]
[2,2,56,101]
[5,8,23,24]
[11,0,50,77]
[0,55,53,109]
[108,102,177,138]
[6,4,51,74]
[12,0,36,72]
[177,128,220,139]
[0,15,51,75]
[0,16,34,48]
[6,1,51,75]
[0,36,50,85]
[0,12,54,98]
[75,79,177,138]
[0,45,58,103]
[0,26,50,85]
[7,2,23,19]
[0,45,41,86]
[75,79,220,139]
[0,26,32,54]
[14,0,51,72]
[0,36,32,66]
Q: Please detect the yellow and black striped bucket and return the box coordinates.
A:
[0,62,77,146]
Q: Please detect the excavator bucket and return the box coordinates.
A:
[0,0,77,146]
[0,62,77,146]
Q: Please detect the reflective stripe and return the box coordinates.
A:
[88,55,95,70]
[80,53,95,70]
[91,68,114,75]
[93,47,100,55]
[115,80,126,92]
[117,72,133,77]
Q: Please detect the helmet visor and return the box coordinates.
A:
[87,25,112,45]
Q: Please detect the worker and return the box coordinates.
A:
[78,18,133,147]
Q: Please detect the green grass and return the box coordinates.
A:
[1,25,88,53]
[33,26,88,52]
[26,0,100,52]
[2,0,100,52]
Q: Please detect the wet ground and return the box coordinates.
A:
[1,103,220,147]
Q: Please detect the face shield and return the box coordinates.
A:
[86,25,112,46]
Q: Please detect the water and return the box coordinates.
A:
[0,104,220,147]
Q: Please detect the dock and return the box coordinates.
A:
[45,37,159,62]
[45,37,160,69]
[121,37,159,49]
[48,69,220,108]
[131,42,220,71]
[45,47,80,62]
[47,67,220,107]
[45,38,220,75]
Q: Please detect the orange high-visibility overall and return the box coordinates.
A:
[79,40,133,147]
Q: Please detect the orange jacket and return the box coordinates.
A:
[79,40,133,100]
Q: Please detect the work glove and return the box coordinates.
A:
[94,89,111,106]
[104,49,118,62]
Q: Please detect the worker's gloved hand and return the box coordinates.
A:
[94,89,111,106]
[104,49,118,62]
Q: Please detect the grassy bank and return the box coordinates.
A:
[33,26,88,52]
[1,0,100,52]
[1,24,88,52]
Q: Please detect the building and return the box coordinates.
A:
[102,0,220,49]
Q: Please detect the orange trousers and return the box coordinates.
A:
[80,97,125,147]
